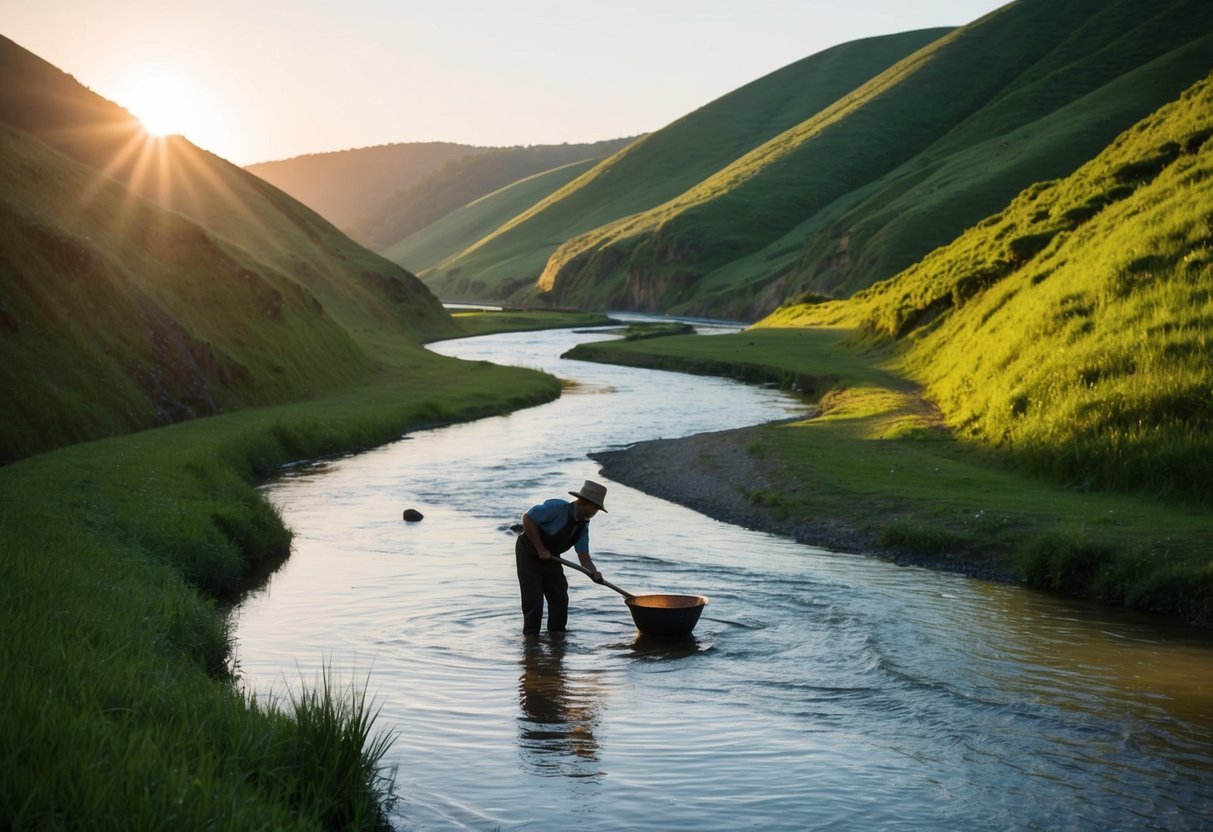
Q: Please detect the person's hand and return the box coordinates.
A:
[591,571,604,584]
[537,548,552,561]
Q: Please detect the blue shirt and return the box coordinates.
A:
[525,498,590,555]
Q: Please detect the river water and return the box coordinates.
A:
[233,325,1213,831]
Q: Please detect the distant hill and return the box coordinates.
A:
[245,142,486,234]
[0,35,454,462]
[419,0,1213,321]
[761,71,1213,503]
[383,157,603,282]
[352,137,638,253]
[410,27,947,305]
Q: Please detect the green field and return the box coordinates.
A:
[441,308,617,339]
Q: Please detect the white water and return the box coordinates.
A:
[233,325,1213,831]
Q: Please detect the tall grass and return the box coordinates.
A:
[282,667,399,830]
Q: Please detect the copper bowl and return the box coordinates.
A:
[625,594,708,637]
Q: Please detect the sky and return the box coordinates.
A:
[5,0,1009,166]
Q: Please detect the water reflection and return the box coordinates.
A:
[627,632,710,660]
[517,635,604,779]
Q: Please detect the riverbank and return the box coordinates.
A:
[0,325,564,828]
[570,327,1213,626]
[594,423,1019,584]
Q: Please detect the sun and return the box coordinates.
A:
[124,73,194,137]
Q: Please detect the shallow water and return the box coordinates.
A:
[233,324,1213,831]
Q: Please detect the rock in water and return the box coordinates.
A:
[402,509,424,522]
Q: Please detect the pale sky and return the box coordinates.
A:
[4,0,1009,165]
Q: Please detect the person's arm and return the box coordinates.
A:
[576,549,603,583]
[521,512,552,560]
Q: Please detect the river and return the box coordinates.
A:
[232,324,1213,831]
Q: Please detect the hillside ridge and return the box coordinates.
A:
[0,35,454,462]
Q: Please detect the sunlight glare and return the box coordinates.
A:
[125,73,194,138]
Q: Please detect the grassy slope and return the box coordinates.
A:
[419,29,946,302]
[0,36,451,341]
[768,72,1213,504]
[786,3,1213,299]
[245,141,484,232]
[539,0,1213,321]
[0,126,372,458]
[568,73,1213,622]
[0,35,459,461]
[0,36,564,827]
[361,138,637,253]
[384,158,601,285]
[569,329,1211,592]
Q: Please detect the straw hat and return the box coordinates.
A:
[569,480,608,512]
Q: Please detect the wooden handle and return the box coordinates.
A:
[553,556,633,599]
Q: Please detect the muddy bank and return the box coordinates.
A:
[592,424,1019,584]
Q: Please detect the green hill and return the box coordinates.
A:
[383,157,603,283]
[245,141,484,234]
[455,0,1212,322]
[761,70,1213,505]
[409,28,947,303]
[355,137,637,254]
[0,34,456,462]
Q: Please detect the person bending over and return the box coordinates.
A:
[515,480,608,634]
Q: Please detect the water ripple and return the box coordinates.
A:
[235,324,1213,832]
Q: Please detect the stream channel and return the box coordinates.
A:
[233,322,1213,831]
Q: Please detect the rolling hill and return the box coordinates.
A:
[0,35,456,463]
[351,137,638,253]
[245,141,485,233]
[408,0,1213,321]
[382,157,604,280]
[761,69,1213,504]
[406,27,947,305]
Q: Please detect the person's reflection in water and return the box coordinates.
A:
[517,635,603,779]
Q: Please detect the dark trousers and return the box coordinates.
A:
[516,538,569,633]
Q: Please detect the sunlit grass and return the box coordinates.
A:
[574,316,1212,620]
[766,73,1213,506]
[632,74,1213,616]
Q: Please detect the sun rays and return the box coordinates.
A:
[68,113,271,249]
